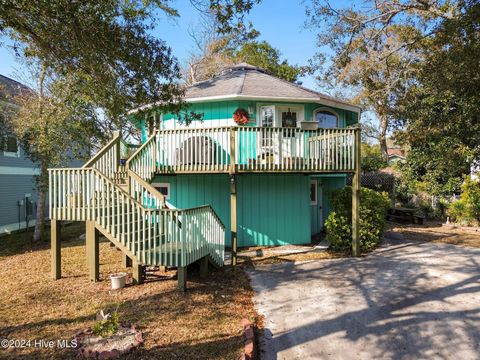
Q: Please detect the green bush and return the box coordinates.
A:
[448,176,480,225]
[92,308,120,338]
[418,200,434,219]
[325,187,390,253]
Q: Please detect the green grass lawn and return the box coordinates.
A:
[0,223,260,359]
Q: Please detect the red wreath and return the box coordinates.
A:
[233,108,249,125]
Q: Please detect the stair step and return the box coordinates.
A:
[53,178,223,270]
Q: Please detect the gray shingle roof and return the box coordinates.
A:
[185,64,358,110]
[127,64,361,114]
[0,74,31,102]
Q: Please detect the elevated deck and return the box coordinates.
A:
[133,126,360,175]
[49,132,225,290]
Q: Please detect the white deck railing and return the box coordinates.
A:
[82,132,122,178]
[48,168,225,267]
[153,126,358,173]
[126,134,165,208]
[155,127,232,172]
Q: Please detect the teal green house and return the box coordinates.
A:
[49,63,362,287]
[131,63,361,248]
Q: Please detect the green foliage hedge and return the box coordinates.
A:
[448,176,480,226]
[325,187,390,253]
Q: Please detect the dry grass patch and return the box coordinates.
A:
[0,223,260,359]
[237,245,348,266]
[388,221,480,248]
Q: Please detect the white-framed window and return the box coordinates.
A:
[277,106,303,128]
[0,133,20,157]
[259,105,275,127]
[152,182,170,200]
[258,105,305,128]
[314,108,339,129]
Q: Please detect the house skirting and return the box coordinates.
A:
[0,219,38,236]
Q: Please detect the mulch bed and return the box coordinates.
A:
[75,325,143,359]
[388,221,480,248]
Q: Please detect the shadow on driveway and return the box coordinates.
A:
[248,237,480,359]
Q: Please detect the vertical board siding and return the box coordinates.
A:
[154,173,311,247]
[150,100,356,133]
[152,174,232,245]
[238,174,310,246]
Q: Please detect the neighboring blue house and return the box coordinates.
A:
[0,75,41,234]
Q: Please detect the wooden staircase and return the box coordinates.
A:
[49,132,225,288]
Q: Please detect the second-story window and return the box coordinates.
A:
[260,106,275,127]
[315,109,338,128]
[0,131,20,157]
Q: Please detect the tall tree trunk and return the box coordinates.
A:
[379,115,389,162]
[33,160,48,241]
[33,64,47,242]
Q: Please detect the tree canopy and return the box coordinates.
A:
[0,1,183,124]
[184,8,305,84]
[305,0,461,160]
[0,0,259,240]
[306,0,479,194]
[0,0,259,128]
[394,1,480,195]
[234,41,305,82]
[361,143,388,173]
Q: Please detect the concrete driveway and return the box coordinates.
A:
[248,236,480,359]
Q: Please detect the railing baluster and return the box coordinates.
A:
[49,125,360,273]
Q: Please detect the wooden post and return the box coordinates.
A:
[229,127,238,267]
[178,266,187,292]
[152,128,157,174]
[230,174,238,267]
[86,221,100,282]
[352,128,361,257]
[113,130,120,169]
[51,219,61,280]
[199,256,209,278]
[229,127,236,175]
[123,254,132,268]
[132,260,144,284]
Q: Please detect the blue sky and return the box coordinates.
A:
[0,0,321,90]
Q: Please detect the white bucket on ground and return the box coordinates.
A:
[110,272,127,290]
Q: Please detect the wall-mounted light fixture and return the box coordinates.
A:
[247,105,254,115]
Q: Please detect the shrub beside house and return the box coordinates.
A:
[325,187,390,253]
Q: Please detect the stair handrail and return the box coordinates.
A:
[50,167,147,209]
[125,131,166,208]
[52,167,226,215]
[83,131,121,175]
[128,169,165,208]
[181,204,225,229]
[125,132,157,178]
[179,204,226,266]
[49,167,225,266]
